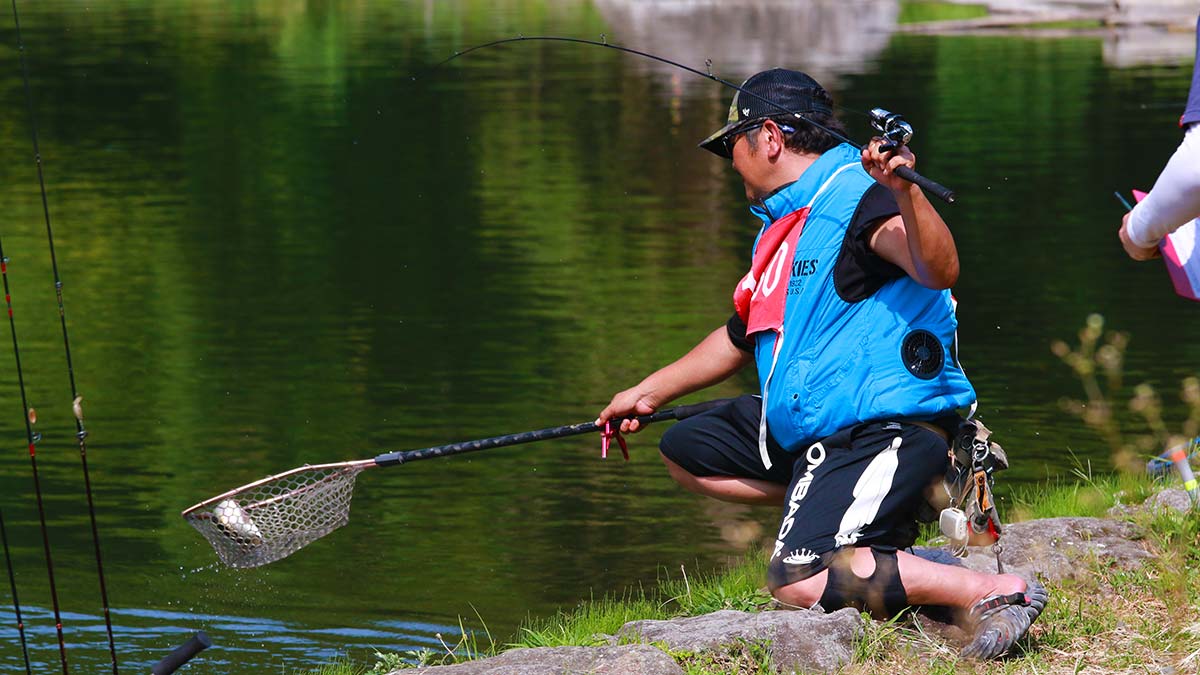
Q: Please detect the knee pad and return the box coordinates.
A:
[818,546,908,619]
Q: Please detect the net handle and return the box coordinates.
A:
[372,398,732,467]
[182,399,731,518]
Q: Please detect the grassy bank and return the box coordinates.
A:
[305,470,1200,674]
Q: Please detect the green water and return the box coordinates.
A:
[0,1,1195,672]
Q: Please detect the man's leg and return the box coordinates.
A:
[658,395,794,505]
[763,420,1048,659]
[771,546,1028,611]
[661,454,785,505]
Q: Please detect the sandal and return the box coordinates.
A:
[960,579,1048,660]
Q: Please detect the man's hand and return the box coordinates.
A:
[596,387,660,434]
[1119,211,1161,261]
[595,326,751,434]
[861,137,917,195]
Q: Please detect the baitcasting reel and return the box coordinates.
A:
[869,108,914,152]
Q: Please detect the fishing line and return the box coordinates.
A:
[419,35,956,202]
[8,0,119,672]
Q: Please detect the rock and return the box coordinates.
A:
[391,505,1168,674]
[1110,488,1195,517]
[949,517,1154,581]
[618,608,862,674]
[1144,488,1193,514]
[399,644,682,675]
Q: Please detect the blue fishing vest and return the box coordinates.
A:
[1185,14,1200,127]
[748,143,976,452]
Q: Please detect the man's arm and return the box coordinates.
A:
[596,325,753,433]
[859,139,959,289]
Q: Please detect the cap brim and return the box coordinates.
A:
[700,114,795,158]
[698,119,754,159]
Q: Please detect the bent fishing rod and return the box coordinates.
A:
[182,398,732,569]
[9,0,118,671]
[421,35,956,203]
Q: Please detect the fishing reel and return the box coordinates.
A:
[869,108,914,152]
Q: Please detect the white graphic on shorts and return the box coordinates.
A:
[772,442,826,560]
[782,548,820,566]
[834,435,902,547]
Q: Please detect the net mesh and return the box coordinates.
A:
[184,464,366,568]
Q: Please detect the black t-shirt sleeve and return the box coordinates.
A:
[726,312,754,353]
[834,183,906,303]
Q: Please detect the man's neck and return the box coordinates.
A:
[763,151,823,196]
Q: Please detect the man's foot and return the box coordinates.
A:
[960,579,1048,660]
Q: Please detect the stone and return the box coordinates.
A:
[398,644,683,675]
[389,502,1171,674]
[950,517,1154,581]
[618,608,862,674]
[1144,488,1193,514]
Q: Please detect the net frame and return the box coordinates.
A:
[182,460,375,568]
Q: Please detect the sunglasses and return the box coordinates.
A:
[722,120,796,156]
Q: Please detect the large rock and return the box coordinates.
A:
[399,644,682,675]
[391,506,1165,674]
[1141,488,1193,514]
[1109,488,1194,517]
[954,516,1154,581]
[618,608,862,674]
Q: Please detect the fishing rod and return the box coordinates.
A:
[0,203,69,675]
[421,35,956,203]
[9,0,119,672]
[0,506,32,675]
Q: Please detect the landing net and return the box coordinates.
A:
[182,462,370,568]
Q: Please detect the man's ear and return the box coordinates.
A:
[765,122,786,158]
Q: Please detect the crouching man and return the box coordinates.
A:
[597,68,1046,659]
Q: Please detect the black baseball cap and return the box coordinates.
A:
[699,68,833,158]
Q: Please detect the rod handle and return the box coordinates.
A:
[895,165,955,204]
[151,631,212,675]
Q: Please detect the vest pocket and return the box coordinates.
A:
[792,331,871,438]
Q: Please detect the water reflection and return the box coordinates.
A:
[0,603,459,673]
[1105,25,1196,68]
[0,1,1195,674]
[593,0,900,86]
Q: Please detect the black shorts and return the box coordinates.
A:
[659,395,953,589]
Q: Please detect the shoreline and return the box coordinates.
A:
[900,0,1197,34]
[305,469,1199,674]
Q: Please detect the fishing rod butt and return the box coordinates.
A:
[151,630,213,675]
[895,166,955,204]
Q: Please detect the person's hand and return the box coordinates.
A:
[1119,211,1161,261]
[596,387,660,433]
[861,137,917,195]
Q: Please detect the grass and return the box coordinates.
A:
[897,1,989,25]
[842,480,1200,675]
[659,555,772,617]
[1006,460,1161,521]
[669,640,774,675]
[510,588,671,648]
[305,469,1199,674]
[298,659,362,675]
